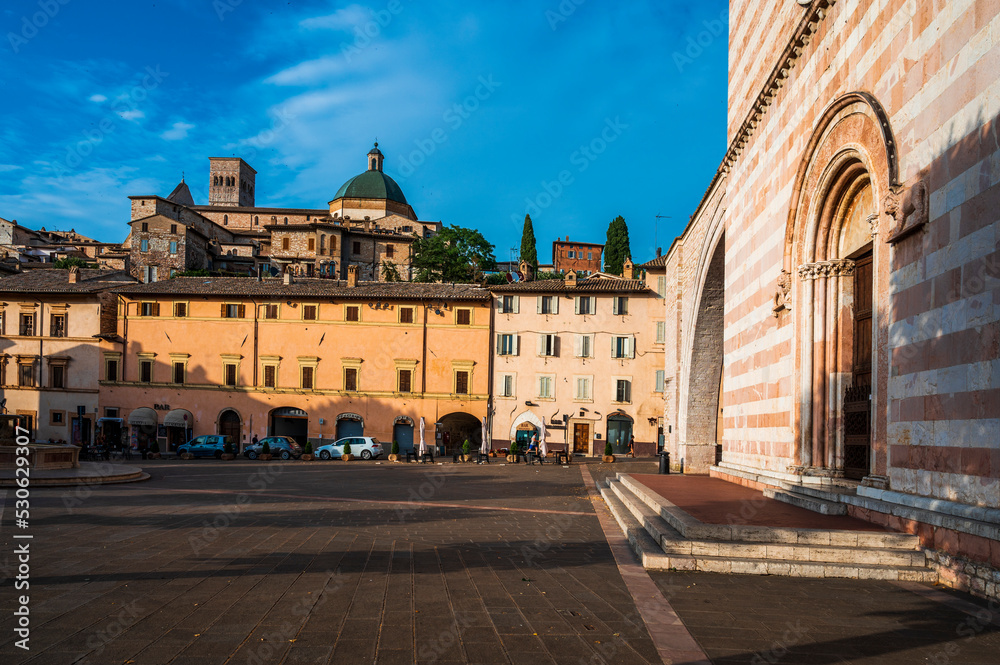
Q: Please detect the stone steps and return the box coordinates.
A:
[763,487,848,515]
[603,475,935,582]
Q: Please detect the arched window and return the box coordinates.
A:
[284,217,288,223]
[223,215,228,225]
[254,216,259,225]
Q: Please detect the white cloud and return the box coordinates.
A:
[0,164,23,172]
[299,5,371,32]
[160,122,195,141]
[118,109,145,121]
[265,56,352,86]
[89,94,107,103]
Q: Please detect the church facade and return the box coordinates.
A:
[661,0,1000,598]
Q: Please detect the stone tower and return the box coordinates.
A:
[208,157,257,207]
[367,142,384,172]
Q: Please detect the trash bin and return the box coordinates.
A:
[658,451,670,474]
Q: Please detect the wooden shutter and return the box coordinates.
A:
[238,304,246,318]
[514,335,520,356]
[221,303,227,317]
[551,297,559,314]
[536,297,544,314]
[512,296,520,314]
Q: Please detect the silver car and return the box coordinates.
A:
[315,436,382,460]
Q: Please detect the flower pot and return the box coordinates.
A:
[461,454,471,462]
[220,453,235,460]
[341,454,354,461]
[259,454,273,461]
[179,453,193,460]
[300,454,314,461]
[506,455,515,463]
[489,451,497,457]
[387,454,399,462]
[603,455,615,463]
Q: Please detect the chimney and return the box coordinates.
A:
[565,235,569,242]
[656,247,662,257]
[283,268,293,285]
[622,258,634,280]
[347,264,358,288]
[67,266,79,284]
[565,270,578,288]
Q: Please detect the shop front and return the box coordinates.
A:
[127,407,158,453]
[163,409,193,452]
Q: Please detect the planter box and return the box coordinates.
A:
[220,453,236,460]
[300,454,314,461]
[259,454,273,461]
[342,454,354,461]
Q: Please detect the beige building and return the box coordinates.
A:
[488,260,665,456]
[0,269,134,443]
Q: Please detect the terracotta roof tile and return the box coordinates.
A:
[115,277,492,301]
[0,269,136,294]
[487,277,648,294]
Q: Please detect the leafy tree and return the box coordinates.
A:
[53,257,96,269]
[519,214,538,270]
[603,216,632,275]
[174,269,210,278]
[411,225,496,283]
[381,260,401,282]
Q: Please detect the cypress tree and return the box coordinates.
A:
[604,215,632,275]
[520,214,538,270]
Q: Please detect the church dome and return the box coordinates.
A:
[333,141,407,204]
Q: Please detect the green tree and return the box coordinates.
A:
[381,260,401,282]
[53,257,96,270]
[603,216,632,275]
[519,214,538,270]
[411,225,496,283]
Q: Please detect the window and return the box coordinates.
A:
[499,295,519,314]
[105,407,119,418]
[169,241,178,255]
[537,375,553,399]
[105,358,119,382]
[18,362,35,387]
[0,312,4,335]
[296,365,312,390]
[281,238,290,251]
[567,250,575,259]
[19,313,35,336]
[50,313,67,337]
[615,379,632,403]
[537,295,558,315]
[141,222,149,232]
[263,365,276,388]
[223,215,228,225]
[51,411,64,425]
[352,241,361,255]
[344,367,358,391]
[303,305,318,320]
[308,238,316,252]
[139,360,153,383]
[656,321,666,344]
[386,244,394,258]
[140,238,149,252]
[575,296,594,315]
[139,302,160,317]
[575,376,592,400]
[170,224,178,234]
[497,333,518,356]
[399,307,415,324]
[575,334,593,358]
[398,369,412,393]
[455,370,470,395]
[173,362,185,384]
[538,333,557,357]
[345,306,360,322]
[613,336,634,359]
[174,302,187,317]
[222,304,246,318]
[588,252,593,260]
[50,365,65,389]
[330,235,337,251]
[456,309,472,325]
[264,304,279,319]
[657,276,666,297]
[655,370,666,393]
[498,374,515,397]
[224,363,238,387]
[612,297,629,315]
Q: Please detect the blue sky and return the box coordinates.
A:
[0,0,728,264]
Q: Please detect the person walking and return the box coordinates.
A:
[628,435,635,458]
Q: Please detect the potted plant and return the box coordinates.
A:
[507,441,517,463]
[259,440,273,461]
[461,439,471,462]
[221,440,236,460]
[603,440,615,463]
[150,441,163,460]
[388,440,400,462]
[341,439,354,461]
[301,441,314,461]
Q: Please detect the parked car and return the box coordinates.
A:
[177,435,234,459]
[243,436,302,460]
[315,436,382,460]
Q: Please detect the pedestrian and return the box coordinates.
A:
[628,435,635,458]
[251,434,259,447]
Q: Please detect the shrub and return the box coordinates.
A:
[150,440,160,453]
[462,440,471,454]
[509,441,517,454]
[261,440,271,455]
[391,440,400,455]
[343,440,352,455]
[604,440,613,457]
[224,440,234,454]
[304,441,312,455]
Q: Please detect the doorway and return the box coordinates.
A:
[573,423,590,454]
[393,422,414,453]
[270,407,309,445]
[606,414,633,455]
[843,252,873,479]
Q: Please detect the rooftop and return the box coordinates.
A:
[488,276,648,293]
[115,277,491,301]
[0,269,135,294]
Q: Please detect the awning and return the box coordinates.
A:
[163,409,193,427]
[127,407,157,426]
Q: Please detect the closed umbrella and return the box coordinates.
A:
[539,420,548,459]
[480,416,489,455]
[418,417,427,456]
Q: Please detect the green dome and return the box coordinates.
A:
[333,170,408,204]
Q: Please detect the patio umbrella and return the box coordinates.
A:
[418,417,427,455]
[539,420,548,459]
[480,416,489,454]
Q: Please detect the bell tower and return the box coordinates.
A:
[209,157,257,207]
[367,142,384,172]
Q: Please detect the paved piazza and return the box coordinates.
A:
[1,460,998,664]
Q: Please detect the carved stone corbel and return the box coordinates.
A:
[772,268,792,317]
[887,180,928,244]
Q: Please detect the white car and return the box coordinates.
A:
[315,436,383,460]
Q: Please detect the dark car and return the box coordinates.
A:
[243,436,302,460]
[177,435,234,459]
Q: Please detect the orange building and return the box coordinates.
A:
[101,271,491,453]
[551,237,603,275]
